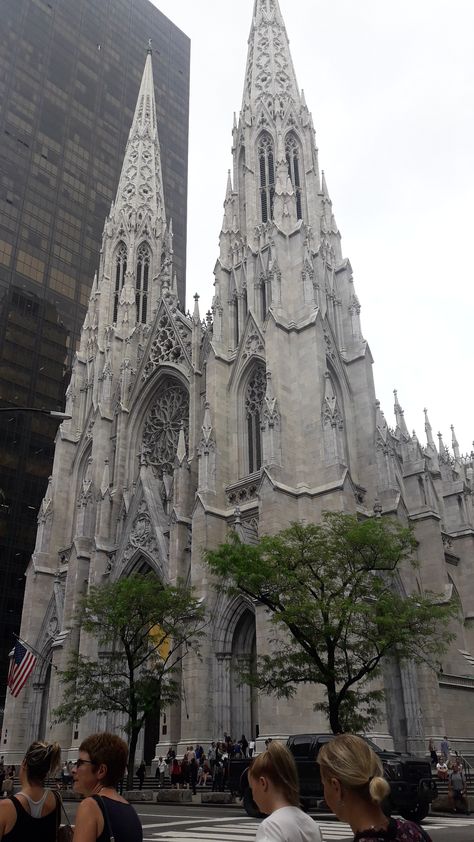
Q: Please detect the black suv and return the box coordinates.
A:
[229,733,436,822]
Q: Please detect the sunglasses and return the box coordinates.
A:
[75,759,94,768]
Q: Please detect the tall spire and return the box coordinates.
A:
[242,0,301,113]
[112,48,166,234]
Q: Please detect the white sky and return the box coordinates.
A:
[153,0,474,455]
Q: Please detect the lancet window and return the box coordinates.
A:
[113,242,127,323]
[245,365,266,474]
[136,242,150,324]
[258,134,275,223]
[285,134,303,220]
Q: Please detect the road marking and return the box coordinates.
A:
[143,815,474,841]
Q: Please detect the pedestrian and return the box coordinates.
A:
[72,731,143,841]
[212,759,224,792]
[436,759,448,781]
[189,756,198,795]
[136,761,146,791]
[241,734,249,758]
[428,740,437,767]
[440,736,450,762]
[318,734,433,842]
[449,762,469,814]
[248,738,255,759]
[249,740,322,842]
[1,768,14,799]
[170,757,181,789]
[0,740,61,840]
[155,757,167,787]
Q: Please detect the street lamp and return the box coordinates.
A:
[0,408,71,420]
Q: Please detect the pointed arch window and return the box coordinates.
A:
[245,365,266,474]
[136,242,150,324]
[258,134,275,223]
[113,242,127,323]
[285,134,303,220]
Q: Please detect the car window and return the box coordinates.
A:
[290,737,312,757]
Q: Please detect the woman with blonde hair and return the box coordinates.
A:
[0,740,61,840]
[248,741,322,841]
[318,734,432,842]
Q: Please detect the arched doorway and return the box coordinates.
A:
[230,609,257,741]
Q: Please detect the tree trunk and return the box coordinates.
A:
[327,684,341,734]
[127,726,140,790]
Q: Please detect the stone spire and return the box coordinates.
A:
[242,0,301,113]
[111,47,166,235]
[451,425,460,461]
[424,408,435,449]
[393,390,409,439]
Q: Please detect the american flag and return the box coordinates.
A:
[7,641,37,697]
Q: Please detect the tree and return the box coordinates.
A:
[54,575,205,787]
[205,513,456,734]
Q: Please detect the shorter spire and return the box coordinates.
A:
[226,169,232,199]
[193,292,200,323]
[321,170,329,199]
[393,389,409,438]
[451,425,461,461]
[424,408,436,449]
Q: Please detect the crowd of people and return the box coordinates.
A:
[0,730,451,842]
[429,736,470,814]
[155,734,255,794]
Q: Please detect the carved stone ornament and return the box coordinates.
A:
[130,506,153,550]
[142,379,189,477]
[48,616,59,637]
[143,312,191,380]
[242,331,264,362]
[123,501,162,568]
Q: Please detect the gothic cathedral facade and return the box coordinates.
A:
[3,1,474,762]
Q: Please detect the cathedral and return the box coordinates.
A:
[3,0,474,764]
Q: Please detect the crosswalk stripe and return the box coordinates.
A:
[144,814,474,842]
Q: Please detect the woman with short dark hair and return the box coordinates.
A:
[0,740,61,840]
[72,732,142,842]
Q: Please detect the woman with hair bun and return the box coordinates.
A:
[318,734,433,841]
[248,741,322,841]
[0,740,61,840]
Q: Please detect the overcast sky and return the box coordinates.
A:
[153,0,473,456]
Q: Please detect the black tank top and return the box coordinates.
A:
[3,794,58,841]
[93,795,143,842]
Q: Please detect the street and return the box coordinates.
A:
[63,802,474,841]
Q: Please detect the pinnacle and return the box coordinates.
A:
[393,389,409,438]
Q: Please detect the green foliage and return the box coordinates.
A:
[206,513,456,734]
[54,575,205,782]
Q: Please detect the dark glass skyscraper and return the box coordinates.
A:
[0,0,189,705]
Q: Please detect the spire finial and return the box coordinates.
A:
[147,38,153,55]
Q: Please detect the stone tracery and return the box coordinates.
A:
[142,379,189,477]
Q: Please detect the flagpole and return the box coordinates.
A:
[12,634,58,672]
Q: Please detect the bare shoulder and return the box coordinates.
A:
[76,796,102,817]
[0,798,17,834]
